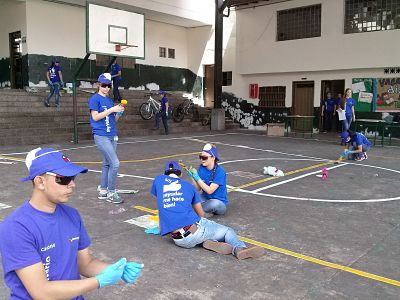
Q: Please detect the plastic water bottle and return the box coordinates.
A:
[322,168,328,181]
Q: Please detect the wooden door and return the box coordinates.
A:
[292,82,314,132]
[204,65,214,108]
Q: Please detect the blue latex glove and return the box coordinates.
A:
[189,167,200,181]
[165,111,168,117]
[96,258,127,288]
[144,227,160,235]
[122,262,144,284]
[48,81,53,87]
[60,81,64,87]
[117,111,124,117]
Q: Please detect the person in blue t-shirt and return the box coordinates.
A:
[44,61,64,108]
[154,90,169,135]
[187,144,228,216]
[320,92,336,132]
[339,88,356,134]
[88,73,125,204]
[0,147,143,300]
[111,62,122,102]
[151,161,265,260]
[341,130,372,161]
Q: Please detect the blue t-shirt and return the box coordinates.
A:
[345,98,355,117]
[111,64,121,81]
[160,96,168,112]
[198,164,228,205]
[350,132,372,147]
[88,93,117,136]
[0,202,91,300]
[321,98,336,113]
[151,175,201,236]
[48,65,62,83]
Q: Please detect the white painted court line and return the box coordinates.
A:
[252,163,348,192]
[88,169,153,181]
[0,203,12,210]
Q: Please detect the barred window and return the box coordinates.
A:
[259,86,286,108]
[222,71,232,86]
[168,48,175,59]
[277,5,321,41]
[345,0,400,33]
[159,47,166,58]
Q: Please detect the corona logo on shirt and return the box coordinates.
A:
[40,243,56,252]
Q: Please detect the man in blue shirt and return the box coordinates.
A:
[154,90,169,135]
[45,61,64,108]
[0,147,143,299]
[111,62,122,102]
[321,92,336,132]
[151,161,265,260]
[342,130,372,161]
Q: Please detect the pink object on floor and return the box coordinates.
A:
[322,167,328,180]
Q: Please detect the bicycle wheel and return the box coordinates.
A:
[139,103,154,120]
[172,105,185,122]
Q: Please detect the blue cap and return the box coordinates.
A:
[98,73,112,84]
[341,132,350,144]
[202,143,219,161]
[21,148,88,182]
[164,161,181,173]
[159,90,166,95]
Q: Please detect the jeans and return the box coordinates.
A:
[323,112,333,131]
[112,79,122,102]
[342,115,353,132]
[47,82,60,105]
[155,111,169,135]
[350,143,371,159]
[201,195,227,215]
[173,218,246,254]
[94,134,120,192]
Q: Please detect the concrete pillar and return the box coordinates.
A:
[211,108,225,130]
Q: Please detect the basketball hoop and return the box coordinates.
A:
[115,44,138,52]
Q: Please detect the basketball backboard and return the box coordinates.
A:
[87,3,145,59]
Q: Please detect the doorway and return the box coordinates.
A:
[321,80,345,131]
[9,31,23,89]
[292,81,314,132]
[204,65,214,108]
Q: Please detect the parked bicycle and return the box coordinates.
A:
[139,93,172,120]
[172,97,200,122]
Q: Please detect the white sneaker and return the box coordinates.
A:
[106,192,124,204]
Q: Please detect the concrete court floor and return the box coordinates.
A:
[0,131,399,299]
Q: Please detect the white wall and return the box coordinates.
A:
[140,20,188,68]
[236,0,399,75]
[0,0,27,58]
[25,0,85,57]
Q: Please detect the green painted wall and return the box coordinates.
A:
[25,54,201,93]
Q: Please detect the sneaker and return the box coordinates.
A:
[44,99,50,107]
[202,240,232,255]
[106,192,124,204]
[364,152,368,160]
[97,187,108,200]
[234,246,265,260]
[355,154,366,161]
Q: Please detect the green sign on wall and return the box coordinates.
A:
[351,78,374,112]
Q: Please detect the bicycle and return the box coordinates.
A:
[172,98,200,122]
[139,94,172,120]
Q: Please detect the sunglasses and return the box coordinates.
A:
[46,172,76,185]
[199,155,212,161]
[100,84,112,88]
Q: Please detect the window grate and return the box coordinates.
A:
[277,4,321,41]
[259,86,286,108]
[344,0,400,33]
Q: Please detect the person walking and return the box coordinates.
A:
[320,92,336,132]
[187,143,228,216]
[111,61,122,102]
[154,90,169,135]
[88,73,125,204]
[0,147,143,300]
[44,60,64,108]
[151,161,265,260]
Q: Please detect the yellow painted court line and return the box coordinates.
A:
[76,152,199,164]
[0,155,24,162]
[228,160,342,192]
[240,236,400,287]
[133,205,400,287]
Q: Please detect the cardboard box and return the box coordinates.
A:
[266,123,285,136]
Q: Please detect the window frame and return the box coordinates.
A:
[258,86,286,108]
[222,71,232,86]
[159,47,166,58]
[168,48,175,59]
